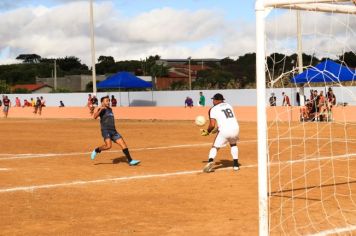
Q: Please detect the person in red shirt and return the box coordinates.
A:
[22,99,31,107]
[3,96,11,118]
[111,95,117,107]
[282,92,290,106]
[15,97,21,107]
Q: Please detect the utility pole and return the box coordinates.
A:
[54,59,57,91]
[188,57,192,90]
[89,0,97,94]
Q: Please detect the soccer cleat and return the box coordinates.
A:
[233,165,240,171]
[129,160,140,166]
[90,150,98,160]
[203,162,214,173]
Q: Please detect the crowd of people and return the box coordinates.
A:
[269,88,337,122]
[87,94,117,115]
[301,88,336,122]
[0,95,47,118]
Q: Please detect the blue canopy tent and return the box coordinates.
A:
[97,71,152,106]
[291,60,356,84]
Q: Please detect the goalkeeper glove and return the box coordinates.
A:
[200,129,210,136]
[211,127,218,134]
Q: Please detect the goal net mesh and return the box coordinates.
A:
[264,2,356,235]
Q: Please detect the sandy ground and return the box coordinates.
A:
[0,119,355,235]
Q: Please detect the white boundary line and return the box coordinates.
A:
[1,152,356,193]
[0,168,11,171]
[1,137,355,161]
[307,225,356,236]
[0,165,252,193]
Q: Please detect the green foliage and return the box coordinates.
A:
[12,88,30,94]
[0,80,10,93]
[85,81,102,92]
[170,81,188,90]
[16,54,41,63]
[339,51,356,68]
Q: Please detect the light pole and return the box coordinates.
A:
[89,0,97,94]
[54,59,57,91]
[188,57,192,90]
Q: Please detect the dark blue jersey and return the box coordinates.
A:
[99,108,116,131]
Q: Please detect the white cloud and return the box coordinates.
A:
[265,10,356,59]
[0,1,354,67]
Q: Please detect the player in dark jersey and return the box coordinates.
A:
[3,96,11,118]
[90,96,140,166]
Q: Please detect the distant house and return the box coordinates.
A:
[156,64,210,90]
[12,83,53,93]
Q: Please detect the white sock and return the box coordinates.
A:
[231,146,238,160]
[208,147,218,161]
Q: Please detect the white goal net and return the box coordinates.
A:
[256,0,356,235]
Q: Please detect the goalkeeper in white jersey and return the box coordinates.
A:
[201,93,240,173]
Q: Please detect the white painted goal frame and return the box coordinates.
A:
[255,1,356,235]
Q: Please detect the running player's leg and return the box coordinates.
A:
[91,138,112,160]
[113,133,140,166]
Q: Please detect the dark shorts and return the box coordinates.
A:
[101,129,122,142]
[3,106,9,112]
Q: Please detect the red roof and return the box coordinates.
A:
[12,83,52,91]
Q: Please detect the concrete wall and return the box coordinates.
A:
[2,87,356,107]
[37,75,106,92]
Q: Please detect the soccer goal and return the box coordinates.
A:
[255,0,356,235]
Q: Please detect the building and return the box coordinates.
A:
[155,64,211,90]
[37,75,106,92]
[12,83,53,93]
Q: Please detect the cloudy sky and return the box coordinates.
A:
[0,0,354,66]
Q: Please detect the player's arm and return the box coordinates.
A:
[93,107,105,119]
[207,118,216,133]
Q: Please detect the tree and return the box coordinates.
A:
[339,51,356,68]
[16,54,41,63]
[98,56,115,64]
[0,80,10,93]
[57,56,88,72]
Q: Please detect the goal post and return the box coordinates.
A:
[255,0,356,235]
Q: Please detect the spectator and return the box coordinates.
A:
[59,101,65,107]
[327,87,336,106]
[318,91,327,121]
[15,97,21,107]
[89,95,98,115]
[111,95,117,107]
[269,93,276,106]
[23,99,31,107]
[199,91,205,106]
[282,92,290,106]
[326,87,336,120]
[185,96,194,108]
[30,97,35,107]
[34,97,41,114]
[2,95,11,118]
[38,96,46,115]
[296,92,300,106]
[310,90,319,121]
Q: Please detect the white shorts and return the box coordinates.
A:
[213,128,239,148]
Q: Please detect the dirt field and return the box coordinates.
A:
[0,119,356,235]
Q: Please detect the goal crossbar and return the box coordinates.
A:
[264,0,356,14]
